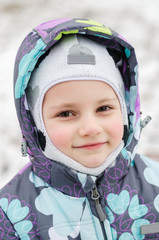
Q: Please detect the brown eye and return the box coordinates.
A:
[97,106,110,112]
[57,111,73,118]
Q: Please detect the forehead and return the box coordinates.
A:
[44,80,118,101]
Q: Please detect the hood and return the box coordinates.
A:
[13,18,141,187]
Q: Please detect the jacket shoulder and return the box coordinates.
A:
[0,163,41,239]
[129,154,159,197]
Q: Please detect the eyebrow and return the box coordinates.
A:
[97,97,118,104]
[50,103,76,109]
[49,98,118,109]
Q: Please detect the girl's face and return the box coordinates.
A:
[42,80,124,168]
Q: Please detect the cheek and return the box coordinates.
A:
[107,118,124,141]
[48,126,73,149]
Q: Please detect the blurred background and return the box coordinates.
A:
[0,0,159,188]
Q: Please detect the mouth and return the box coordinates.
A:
[74,142,106,150]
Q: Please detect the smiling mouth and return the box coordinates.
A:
[74,142,106,150]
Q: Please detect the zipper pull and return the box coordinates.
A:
[140,116,152,129]
[21,137,27,157]
[91,186,106,222]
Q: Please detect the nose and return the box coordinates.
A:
[78,114,102,137]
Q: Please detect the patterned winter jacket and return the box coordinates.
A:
[0,18,159,240]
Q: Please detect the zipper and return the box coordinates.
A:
[91,185,107,222]
[91,185,107,239]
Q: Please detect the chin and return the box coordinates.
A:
[80,156,106,168]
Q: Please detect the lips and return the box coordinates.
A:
[74,142,106,150]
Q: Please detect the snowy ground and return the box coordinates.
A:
[0,0,159,188]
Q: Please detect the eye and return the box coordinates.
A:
[57,111,74,118]
[97,106,111,112]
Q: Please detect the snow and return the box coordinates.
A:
[1,0,159,188]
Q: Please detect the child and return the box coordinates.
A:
[0,18,159,239]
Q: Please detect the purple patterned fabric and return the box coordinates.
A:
[34,18,72,38]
